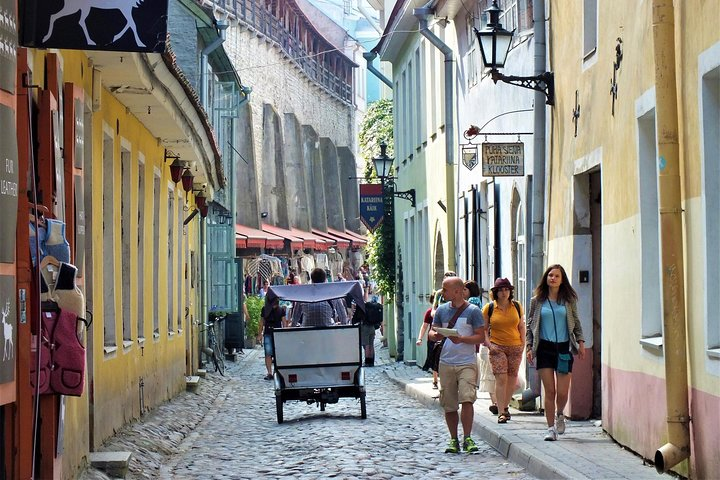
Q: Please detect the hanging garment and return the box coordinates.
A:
[44,219,71,264]
[299,254,315,280]
[350,250,364,272]
[39,257,86,321]
[30,308,86,396]
[328,250,344,280]
[315,253,329,272]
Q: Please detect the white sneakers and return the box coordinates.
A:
[555,413,566,435]
[543,413,566,441]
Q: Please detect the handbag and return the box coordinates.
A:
[557,353,571,374]
[549,300,571,374]
[430,302,469,371]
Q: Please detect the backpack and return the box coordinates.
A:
[364,301,384,328]
[486,300,522,337]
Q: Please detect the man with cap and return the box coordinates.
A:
[429,276,485,453]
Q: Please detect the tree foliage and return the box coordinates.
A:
[358,99,395,298]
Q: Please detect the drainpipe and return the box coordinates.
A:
[651,0,690,473]
[521,0,547,405]
[413,7,457,272]
[363,51,393,89]
[200,19,229,108]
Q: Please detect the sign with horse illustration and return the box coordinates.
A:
[0,276,15,384]
[20,0,168,52]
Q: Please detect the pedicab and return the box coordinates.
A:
[265,282,366,424]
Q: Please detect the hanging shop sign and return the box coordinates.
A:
[0,274,16,384]
[0,105,18,263]
[482,142,525,177]
[359,183,384,233]
[19,0,168,53]
[0,0,17,93]
[461,144,479,171]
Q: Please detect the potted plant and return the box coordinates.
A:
[244,296,263,348]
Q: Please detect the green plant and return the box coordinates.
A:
[358,99,395,298]
[244,296,263,338]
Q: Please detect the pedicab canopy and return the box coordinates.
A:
[263,282,365,315]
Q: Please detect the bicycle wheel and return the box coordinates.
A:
[213,344,226,376]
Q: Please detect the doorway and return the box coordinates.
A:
[589,170,602,418]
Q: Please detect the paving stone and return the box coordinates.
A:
[79,344,532,479]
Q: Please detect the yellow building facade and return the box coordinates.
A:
[548,1,719,477]
[8,45,216,478]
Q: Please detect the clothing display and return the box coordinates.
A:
[327,250,344,280]
[314,253,329,272]
[30,307,86,396]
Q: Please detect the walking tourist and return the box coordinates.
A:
[526,264,586,441]
[482,278,525,424]
[259,297,286,380]
[416,293,439,389]
[429,276,485,454]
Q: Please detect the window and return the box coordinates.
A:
[466,14,478,88]
[121,144,132,345]
[137,154,145,340]
[153,172,160,338]
[177,189,183,332]
[583,0,598,58]
[636,91,663,350]
[700,43,720,357]
[102,127,116,349]
[167,184,175,334]
[512,191,526,303]
[499,0,518,34]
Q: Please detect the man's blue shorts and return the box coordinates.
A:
[263,334,274,357]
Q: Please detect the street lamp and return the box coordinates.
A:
[474,0,554,105]
[372,143,416,208]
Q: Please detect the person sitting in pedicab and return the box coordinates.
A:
[290,268,348,327]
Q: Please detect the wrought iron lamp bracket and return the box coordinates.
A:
[491,69,555,105]
[394,189,416,208]
[382,177,416,208]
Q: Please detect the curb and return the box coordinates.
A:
[386,370,587,480]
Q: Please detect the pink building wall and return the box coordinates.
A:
[602,364,720,479]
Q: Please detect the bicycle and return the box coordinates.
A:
[203,314,226,376]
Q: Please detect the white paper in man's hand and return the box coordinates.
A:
[435,327,459,337]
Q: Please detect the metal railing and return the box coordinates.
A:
[209,0,353,104]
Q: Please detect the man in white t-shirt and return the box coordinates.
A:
[429,276,485,454]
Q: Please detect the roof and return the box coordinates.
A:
[236,224,285,250]
[266,282,365,311]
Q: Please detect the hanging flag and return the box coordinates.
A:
[359,183,384,233]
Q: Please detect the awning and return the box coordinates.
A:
[261,223,304,250]
[340,228,368,247]
[236,233,248,249]
[312,229,351,249]
[235,224,285,249]
[289,228,331,251]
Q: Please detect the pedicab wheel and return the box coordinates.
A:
[275,395,284,424]
[360,393,367,419]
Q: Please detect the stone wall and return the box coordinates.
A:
[224,23,357,232]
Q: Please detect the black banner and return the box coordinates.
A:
[20,0,168,53]
[0,0,17,92]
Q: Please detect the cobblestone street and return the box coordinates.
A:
[81,344,533,479]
